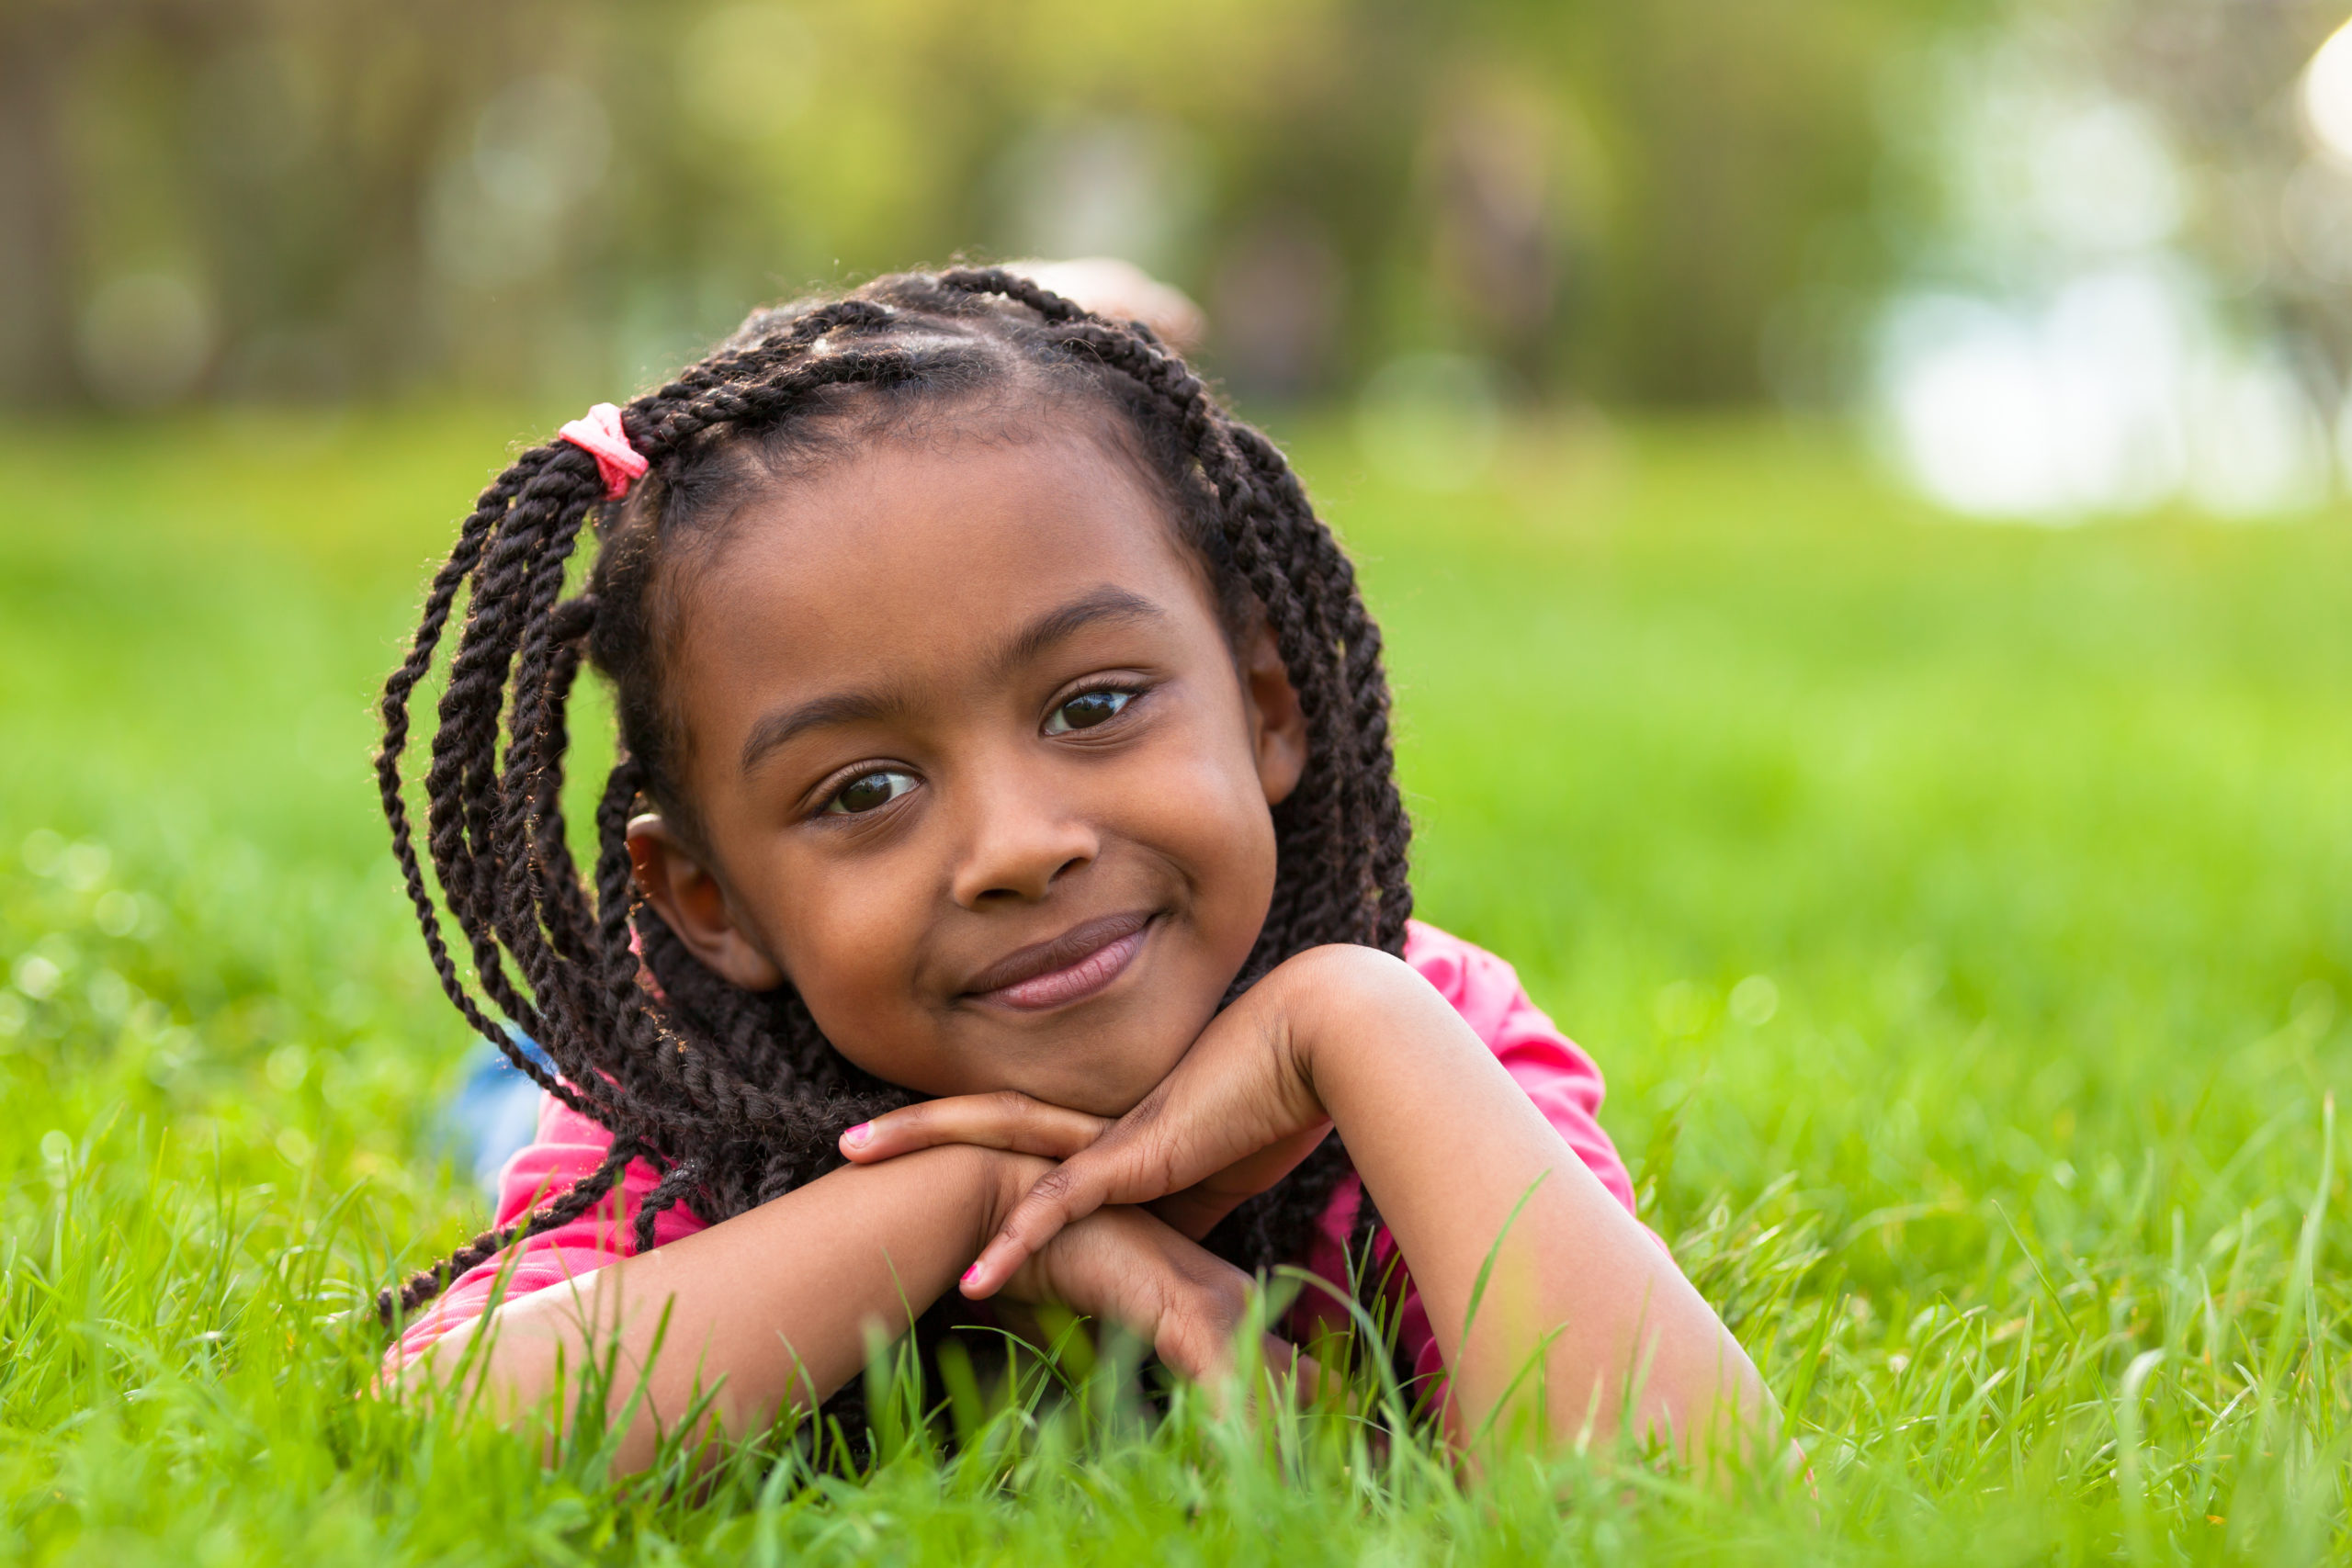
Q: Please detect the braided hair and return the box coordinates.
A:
[377,268,1413,1322]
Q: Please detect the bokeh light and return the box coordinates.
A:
[1871,28,2343,524]
[2302,18,2352,164]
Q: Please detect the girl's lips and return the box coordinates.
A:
[966,913,1153,1011]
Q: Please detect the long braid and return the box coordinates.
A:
[526,598,597,968]
[378,459,597,1120]
[379,270,1414,1321]
[424,449,605,1049]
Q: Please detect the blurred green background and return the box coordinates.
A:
[9,0,1954,408]
[22,0,2352,516]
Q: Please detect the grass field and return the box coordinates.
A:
[5,407,2350,1563]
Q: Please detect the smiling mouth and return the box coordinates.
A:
[963,911,1155,1012]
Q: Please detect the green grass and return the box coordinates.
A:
[4,407,2350,1562]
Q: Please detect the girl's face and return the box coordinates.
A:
[627,426,1308,1117]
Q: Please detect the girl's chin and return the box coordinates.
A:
[992,1046,1192,1121]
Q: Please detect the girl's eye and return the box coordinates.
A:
[1045,690,1134,735]
[824,770,918,816]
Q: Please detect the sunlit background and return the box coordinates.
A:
[15,0,2352,521]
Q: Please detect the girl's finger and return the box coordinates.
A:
[961,1156,1119,1296]
[960,1104,1202,1293]
[963,1018,1324,1294]
[838,1092,1110,1163]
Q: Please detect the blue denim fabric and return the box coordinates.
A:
[442,1030,556,1195]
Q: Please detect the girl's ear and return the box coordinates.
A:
[626,815,786,991]
[1239,621,1308,807]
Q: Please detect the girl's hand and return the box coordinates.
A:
[1000,1204,1282,1384]
[949,945,1359,1299]
[839,1089,1329,1241]
[944,946,1776,1467]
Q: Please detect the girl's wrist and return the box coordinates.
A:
[846,1143,1053,1266]
[1259,942,1438,1097]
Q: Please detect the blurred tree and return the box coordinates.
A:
[3,0,1996,410]
[1563,0,1908,401]
[2102,0,2352,389]
[1,0,141,404]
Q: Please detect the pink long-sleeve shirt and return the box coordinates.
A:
[390,920,1640,1390]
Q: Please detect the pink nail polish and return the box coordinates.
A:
[844,1122,871,1146]
[961,1264,982,1285]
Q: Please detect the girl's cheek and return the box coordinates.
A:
[764,852,918,1012]
[1136,729,1281,921]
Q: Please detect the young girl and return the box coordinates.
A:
[377,268,1771,1471]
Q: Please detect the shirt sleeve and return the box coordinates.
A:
[1292,920,1645,1396]
[1407,923,1639,1216]
[384,1094,709,1373]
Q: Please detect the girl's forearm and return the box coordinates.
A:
[1292,947,1774,1461]
[408,1144,1039,1471]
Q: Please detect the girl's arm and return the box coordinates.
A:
[943,945,1776,1464]
[401,1145,1263,1472]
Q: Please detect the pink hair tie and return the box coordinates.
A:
[557,402,650,499]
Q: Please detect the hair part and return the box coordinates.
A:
[375,269,1412,1328]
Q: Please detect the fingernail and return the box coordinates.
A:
[843,1122,872,1147]
[961,1264,982,1285]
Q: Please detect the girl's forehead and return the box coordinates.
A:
[669,430,1218,697]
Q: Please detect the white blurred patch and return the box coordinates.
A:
[2302,19,2352,166]
[1931,72,2183,269]
[1882,301,2073,519]
[2026,100,2182,257]
[1877,271,2327,521]
[1874,55,2331,522]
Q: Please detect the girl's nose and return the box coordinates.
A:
[948,776,1099,907]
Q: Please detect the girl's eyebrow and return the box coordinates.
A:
[741,686,920,775]
[987,584,1164,677]
[738,585,1166,776]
